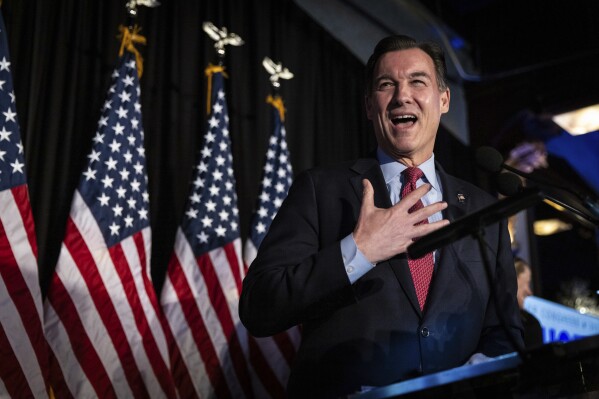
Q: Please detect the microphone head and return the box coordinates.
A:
[475,146,504,173]
[495,172,523,196]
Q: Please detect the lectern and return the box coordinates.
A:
[351,334,599,398]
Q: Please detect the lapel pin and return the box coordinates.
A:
[457,193,466,203]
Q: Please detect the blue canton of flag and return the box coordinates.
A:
[248,97,293,249]
[78,52,150,247]
[181,71,240,253]
[0,31,26,191]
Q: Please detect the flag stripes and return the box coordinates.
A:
[0,10,49,397]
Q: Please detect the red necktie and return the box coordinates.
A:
[401,167,434,311]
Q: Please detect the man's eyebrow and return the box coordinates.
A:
[374,74,394,82]
[374,71,432,82]
[409,71,432,80]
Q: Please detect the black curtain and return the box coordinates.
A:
[3,0,466,294]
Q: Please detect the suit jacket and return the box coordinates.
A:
[239,156,524,398]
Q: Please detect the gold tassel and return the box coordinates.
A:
[266,94,286,122]
[117,25,147,78]
[204,64,228,115]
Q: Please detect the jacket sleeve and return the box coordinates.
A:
[239,170,357,337]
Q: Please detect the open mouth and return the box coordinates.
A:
[391,114,417,125]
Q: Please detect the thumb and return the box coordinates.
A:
[361,179,375,211]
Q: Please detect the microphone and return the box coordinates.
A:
[475,146,599,223]
[495,172,523,197]
[407,188,542,259]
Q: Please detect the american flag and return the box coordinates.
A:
[161,66,253,398]
[243,95,300,398]
[43,43,176,397]
[0,11,50,398]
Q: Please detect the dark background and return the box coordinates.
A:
[3,0,598,300]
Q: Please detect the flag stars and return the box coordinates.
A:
[208,116,219,129]
[257,207,268,218]
[105,157,118,170]
[190,193,201,204]
[83,167,97,181]
[138,208,148,220]
[205,132,216,142]
[93,133,105,144]
[112,204,124,216]
[116,106,128,119]
[218,210,229,221]
[255,222,266,234]
[124,215,134,227]
[133,162,143,174]
[215,225,227,237]
[213,102,223,114]
[88,150,101,163]
[130,179,141,192]
[119,168,130,180]
[122,75,135,86]
[186,208,198,219]
[0,126,12,141]
[201,216,213,228]
[208,184,220,196]
[113,122,125,135]
[10,159,24,173]
[109,139,122,153]
[197,231,209,243]
[0,57,10,71]
[213,170,223,181]
[101,176,114,188]
[205,200,217,212]
[116,186,127,198]
[97,193,110,206]
[3,107,16,122]
[109,222,120,236]
[118,91,131,103]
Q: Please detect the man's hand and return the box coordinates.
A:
[353,179,449,264]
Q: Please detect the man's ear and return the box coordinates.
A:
[365,94,373,120]
[440,88,450,114]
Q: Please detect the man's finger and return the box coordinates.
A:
[392,183,431,211]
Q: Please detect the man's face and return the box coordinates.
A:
[365,48,450,166]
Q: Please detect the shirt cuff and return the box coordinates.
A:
[340,234,376,284]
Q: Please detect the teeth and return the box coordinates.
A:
[392,115,416,123]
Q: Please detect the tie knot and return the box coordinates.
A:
[403,167,423,185]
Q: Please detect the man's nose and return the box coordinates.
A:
[394,85,411,104]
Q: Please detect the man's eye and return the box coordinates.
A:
[378,82,395,90]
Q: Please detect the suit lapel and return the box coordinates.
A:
[425,164,472,312]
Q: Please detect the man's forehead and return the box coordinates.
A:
[375,48,434,70]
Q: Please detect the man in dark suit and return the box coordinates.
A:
[239,34,523,398]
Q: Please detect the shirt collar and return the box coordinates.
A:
[376,147,440,192]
